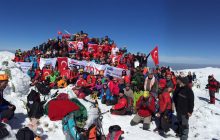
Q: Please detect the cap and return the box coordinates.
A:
[143,91,150,98]
[0,74,9,81]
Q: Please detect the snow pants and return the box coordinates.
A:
[130,114,151,130]
[177,114,189,140]
[209,90,215,104]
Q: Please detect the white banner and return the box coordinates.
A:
[39,58,57,69]
[68,58,87,69]
[85,62,106,75]
[16,62,33,73]
[104,65,130,78]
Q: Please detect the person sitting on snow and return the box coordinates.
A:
[130,91,155,130]
[110,89,128,115]
[0,74,16,123]
[100,83,117,105]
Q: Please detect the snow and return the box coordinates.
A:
[1,51,220,140]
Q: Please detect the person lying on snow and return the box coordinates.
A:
[130,91,155,130]
[0,74,16,123]
[110,89,128,115]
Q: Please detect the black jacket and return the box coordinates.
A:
[173,86,194,115]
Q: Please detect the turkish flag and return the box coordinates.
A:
[42,69,52,80]
[150,46,159,65]
[60,69,71,79]
[58,57,68,72]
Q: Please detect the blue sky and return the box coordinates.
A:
[0,0,220,65]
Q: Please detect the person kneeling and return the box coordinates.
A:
[110,90,127,115]
[130,91,155,130]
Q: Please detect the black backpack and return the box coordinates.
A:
[27,90,44,119]
[0,123,9,139]
[16,127,35,140]
[35,82,50,95]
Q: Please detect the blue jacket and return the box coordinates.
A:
[27,70,35,78]
[100,88,113,101]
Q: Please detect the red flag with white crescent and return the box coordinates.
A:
[42,69,52,80]
[58,57,68,72]
[61,69,71,79]
[150,46,159,65]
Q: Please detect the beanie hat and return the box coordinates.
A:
[0,74,9,81]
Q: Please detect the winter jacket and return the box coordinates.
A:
[207,79,219,92]
[109,81,120,96]
[100,88,113,101]
[133,91,144,108]
[113,96,127,110]
[173,86,194,115]
[158,92,172,113]
[136,96,155,117]
[27,70,35,79]
[49,75,57,83]
[76,78,87,87]
[57,79,67,88]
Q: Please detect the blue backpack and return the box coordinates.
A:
[62,113,81,140]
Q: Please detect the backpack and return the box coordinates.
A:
[106,125,124,140]
[16,127,35,140]
[27,90,44,119]
[125,96,133,115]
[0,123,9,139]
[35,82,50,95]
[62,113,81,140]
[87,124,104,140]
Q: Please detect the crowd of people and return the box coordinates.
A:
[0,31,219,140]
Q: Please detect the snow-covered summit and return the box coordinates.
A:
[0,51,220,140]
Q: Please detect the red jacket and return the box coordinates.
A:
[136,96,155,117]
[48,100,79,121]
[114,96,127,110]
[208,79,219,92]
[76,78,87,87]
[109,81,119,96]
[159,92,172,113]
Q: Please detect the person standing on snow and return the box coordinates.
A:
[173,77,194,140]
[206,75,220,104]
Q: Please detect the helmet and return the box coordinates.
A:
[0,74,9,81]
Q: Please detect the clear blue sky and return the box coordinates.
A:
[0,0,220,64]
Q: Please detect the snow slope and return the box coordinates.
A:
[1,51,220,140]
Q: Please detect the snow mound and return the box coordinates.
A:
[0,51,30,95]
